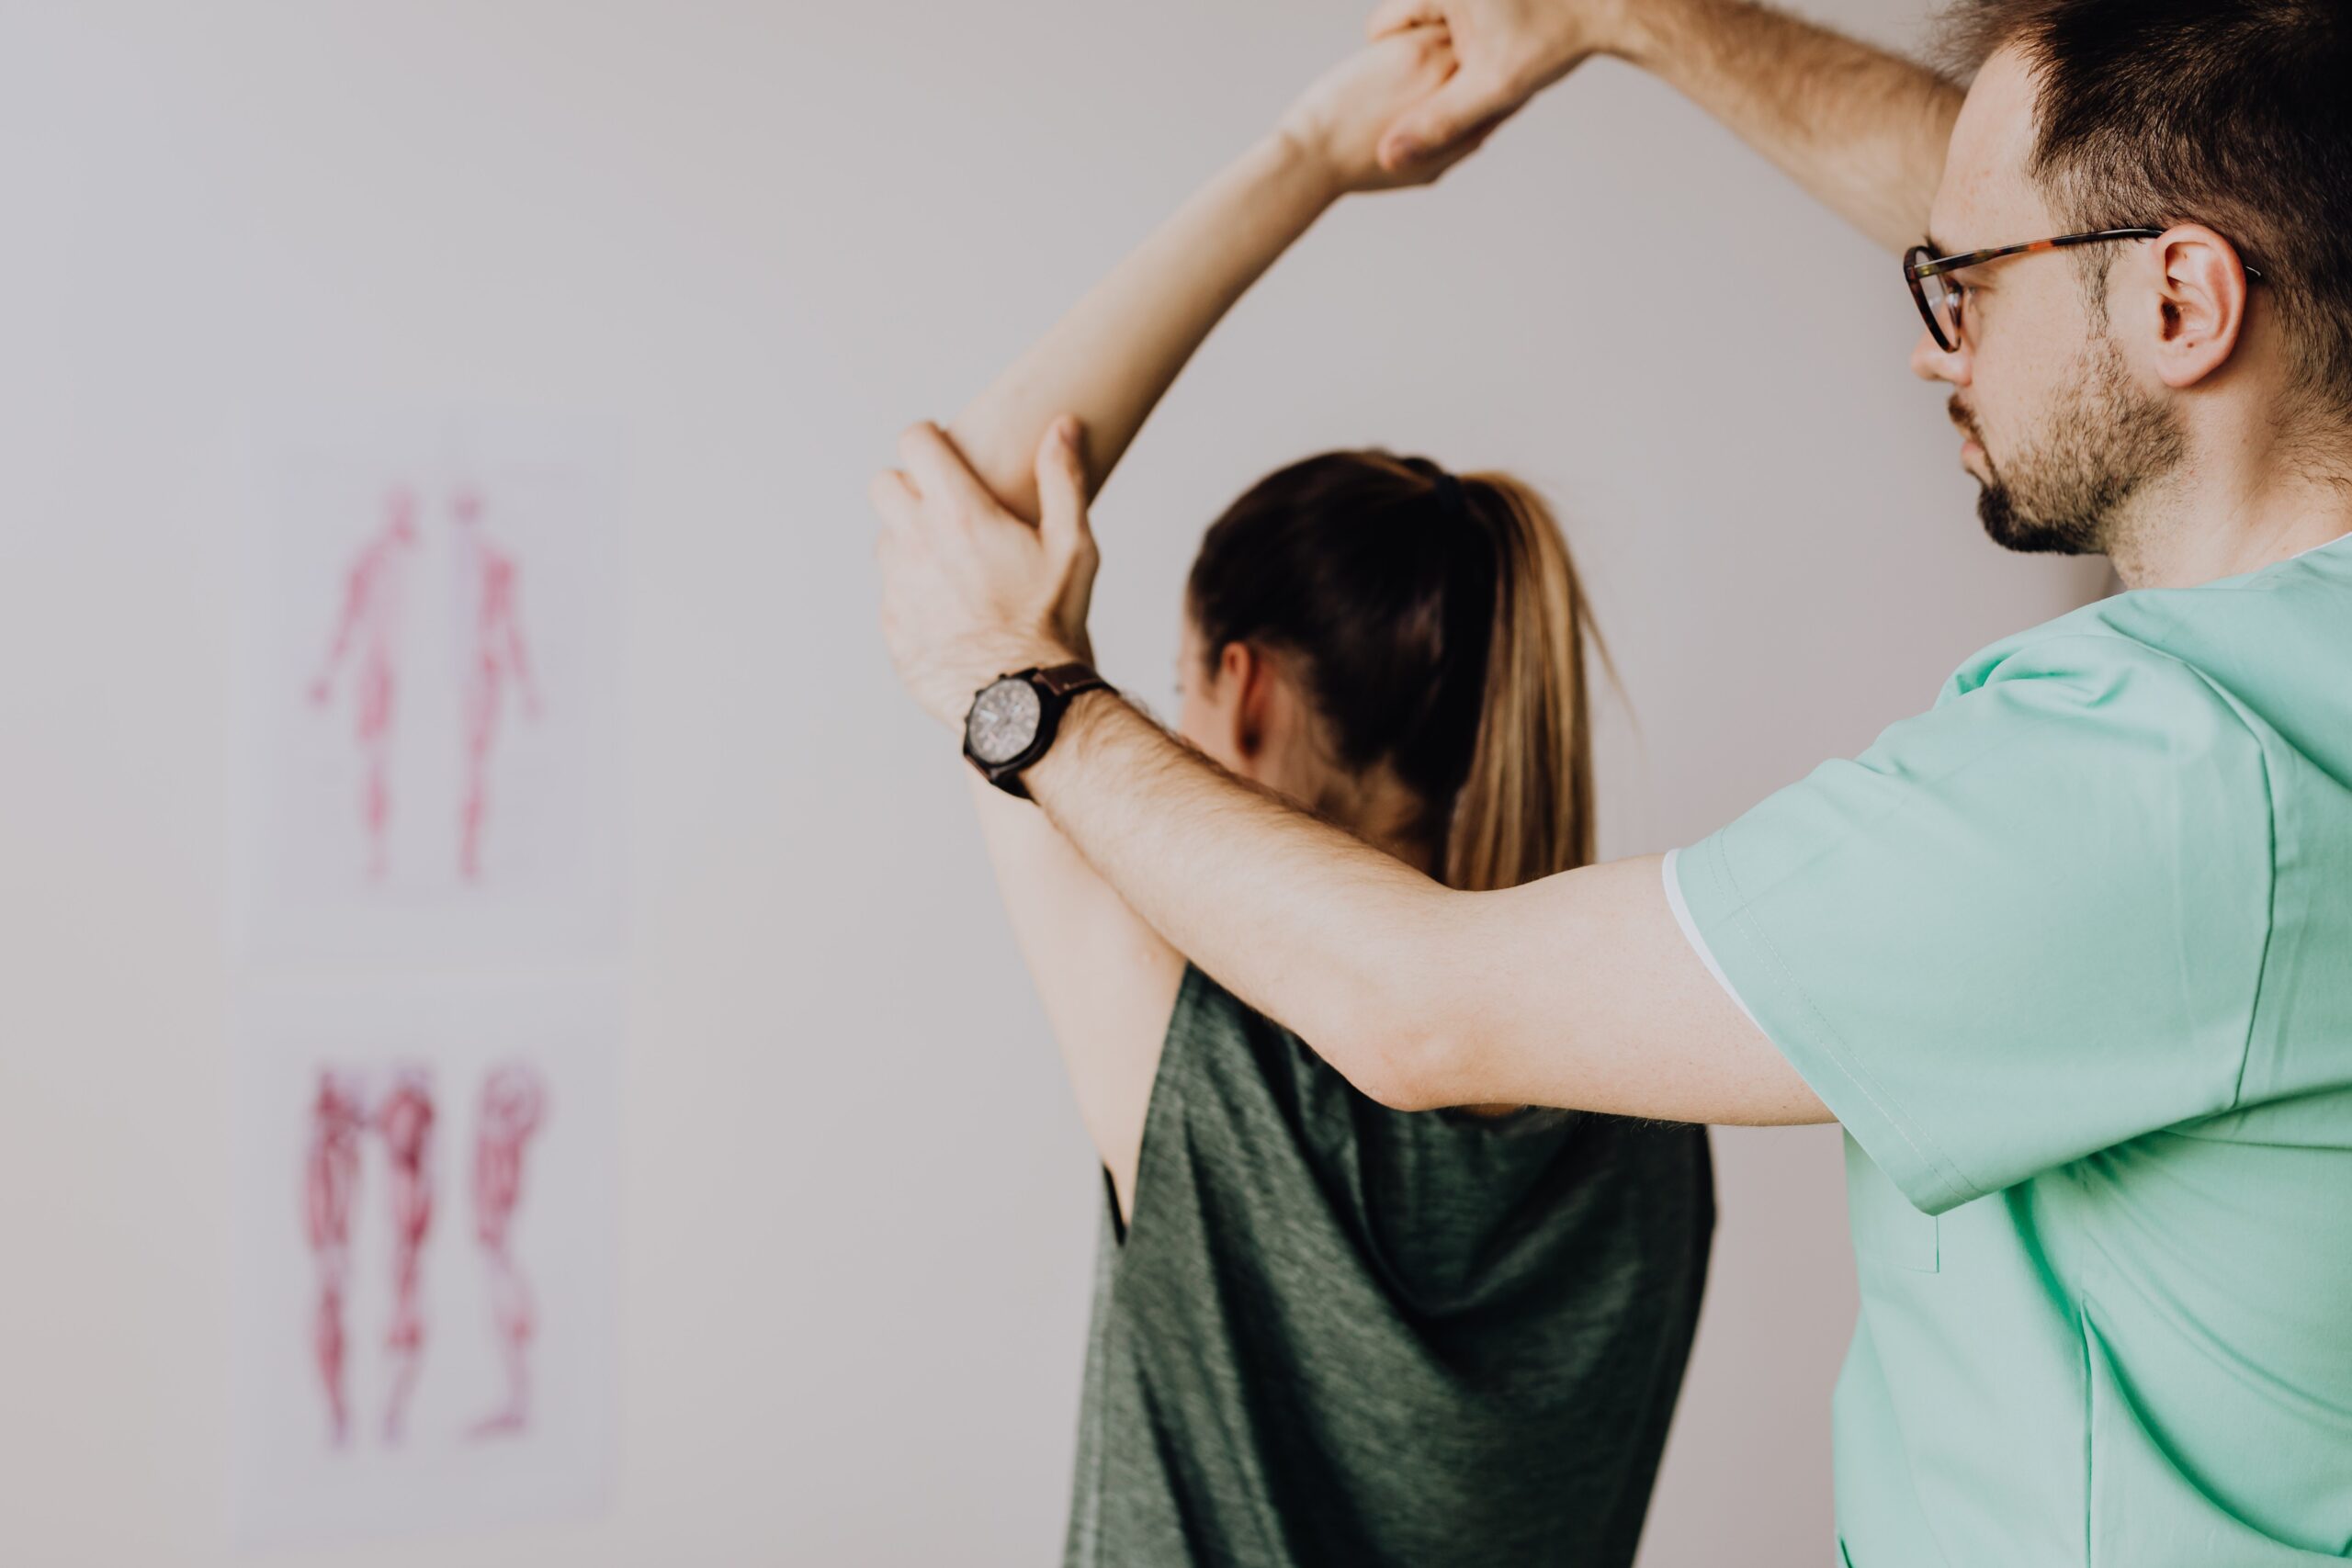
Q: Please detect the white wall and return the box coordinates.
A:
[0,2,2107,1562]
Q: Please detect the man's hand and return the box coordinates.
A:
[1275,25,1507,195]
[872,417,1098,730]
[1374,0,1960,254]
[1366,0,1633,172]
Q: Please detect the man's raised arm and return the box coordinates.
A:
[1372,0,1961,255]
[1024,687,1827,1124]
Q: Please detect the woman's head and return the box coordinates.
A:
[1177,450,1604,892]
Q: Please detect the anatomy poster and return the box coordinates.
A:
[232,976,620,1546]
[235,413,626,964]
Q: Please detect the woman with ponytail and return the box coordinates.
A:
[893,28,1710,1567]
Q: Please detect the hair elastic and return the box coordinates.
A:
[1430,470,1467,519]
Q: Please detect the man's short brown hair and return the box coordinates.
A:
[1940,0,2352,424]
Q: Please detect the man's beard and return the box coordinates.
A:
[1956,333,2185,558]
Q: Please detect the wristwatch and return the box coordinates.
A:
[963,662,1113,799]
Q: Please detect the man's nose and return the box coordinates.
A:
[1911,324,1970,386]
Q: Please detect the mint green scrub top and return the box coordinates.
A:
[1668,534,2352,1566]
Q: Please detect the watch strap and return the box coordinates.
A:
[1032,661,1110,700]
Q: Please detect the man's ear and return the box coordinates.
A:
[2144,224,2254,390]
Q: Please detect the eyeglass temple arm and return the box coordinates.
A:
[1909,228,2263,281]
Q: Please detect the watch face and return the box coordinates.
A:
[967,677,1043,765]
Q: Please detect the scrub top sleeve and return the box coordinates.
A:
[1671,634,2273,1214]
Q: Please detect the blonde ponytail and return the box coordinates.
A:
[1441,474,1603,892]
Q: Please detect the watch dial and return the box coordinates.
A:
[967,679,1043,764]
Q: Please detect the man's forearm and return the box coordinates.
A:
[1021,686,1832,1123]
[1621,0,1961,254]
[1026,689,1456,1107]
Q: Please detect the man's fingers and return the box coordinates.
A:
[1034,416,1092,556]
[894,422,999,517]
[1367,0,1442,42]
[1378,73,1509,170]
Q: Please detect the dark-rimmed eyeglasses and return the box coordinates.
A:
[1903,228,2267,353]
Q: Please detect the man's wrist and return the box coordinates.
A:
[1017,682,1125,803]
[1611,0,1709,75]
[940,637,1083,727]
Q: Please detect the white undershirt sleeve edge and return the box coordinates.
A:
[1660,847,1764,1031]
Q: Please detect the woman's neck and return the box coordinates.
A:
[1314,765,1440,878]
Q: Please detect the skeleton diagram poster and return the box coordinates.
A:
[233,413,627,964]
[229,411,627,1545]
[231,976,621,1545]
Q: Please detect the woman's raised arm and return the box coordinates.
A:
[920,27,1501,1219]
[943,25,1489,518]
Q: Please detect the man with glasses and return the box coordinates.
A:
[871,1,2352,1562]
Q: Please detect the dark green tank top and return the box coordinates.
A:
[1064,964,1714,1567]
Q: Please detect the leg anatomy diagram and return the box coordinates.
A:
[302,1060,551,1449]
[303,1070,369,1447]
[470,1064,548,1435]
[376,1067,435,1445]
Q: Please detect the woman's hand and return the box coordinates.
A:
[873,417,1100,729]
[1275,25,1507,196]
